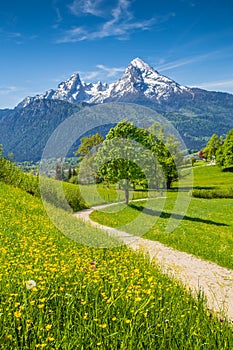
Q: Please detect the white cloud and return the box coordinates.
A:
[155,49,224,74]
[68,0,105,17]
[96,64,125,77]
[194,79,233,91]
[156,53,215,72]
[79,64,124,81]
[80,70,100,80]
[0,28,22,40]
[58,0,155,42]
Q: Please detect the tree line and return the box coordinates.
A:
[200,128,233,169]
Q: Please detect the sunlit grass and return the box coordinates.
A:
[91,166,233,269]
[192,164,233,189]
[79,182,158,206]
[1,181,233,348]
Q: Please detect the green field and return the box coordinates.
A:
[192,164,233,189]
[1,181,233,348]
[90,165,233,269]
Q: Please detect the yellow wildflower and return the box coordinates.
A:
[46,324,52,331]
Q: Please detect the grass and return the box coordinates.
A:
[0,155,89,212]
[90,166,233,269]
[79,183,157,206]
[191,164,233,198]
[1,181,233,349]
[192,164,233,189]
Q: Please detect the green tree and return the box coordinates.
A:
[149,123,184,189]
[96,121,154,204]
[215,135,225,166]
[96,121,183,202]
[221,129,233,168]
[75,133,104,184]
[202,134,220,161]
[75,133,104,161]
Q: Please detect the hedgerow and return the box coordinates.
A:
[0,156,88,211]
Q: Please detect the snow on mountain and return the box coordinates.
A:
[17,57,192,108]
[90,57,192,103]
[18,73,109,108]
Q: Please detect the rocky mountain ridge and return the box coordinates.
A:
[17,57,195,108]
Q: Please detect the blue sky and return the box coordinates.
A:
[0,0,233,108]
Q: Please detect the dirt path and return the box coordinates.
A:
[74,202,233,321]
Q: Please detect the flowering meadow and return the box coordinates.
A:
[1,181,233,349]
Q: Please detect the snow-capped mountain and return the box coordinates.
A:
[17,73,109,108]
[17,58,193,108]
[89,58,192,103]
[3,57,233,162]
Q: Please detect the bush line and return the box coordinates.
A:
[0,157,88,211]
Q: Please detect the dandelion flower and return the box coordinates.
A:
[99,324,107,328]
[46,324,52,331]
[5,335,12,340]
[14,311,22,318]
[47,337,55,342]
[26,280,36,290]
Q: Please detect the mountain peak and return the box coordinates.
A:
[129,57,152,70]
[57,72,81,90]
[17,58,191,108]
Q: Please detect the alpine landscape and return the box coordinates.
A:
[1,57,233,161]
[1,1,233,349]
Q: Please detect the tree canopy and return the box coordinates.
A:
[75,133,104,161]
[95,121,183,204]
[202,134,221,161]
[75,133,104,184]
[96,121,153,204]
[149,123,184,189]
[216,128,233,169]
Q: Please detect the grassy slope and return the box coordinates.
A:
[90,166,233,269]
[1,181,233,348]
[193,163,233,189]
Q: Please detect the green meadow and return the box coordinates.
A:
[90,165,233,269]
[1,157,233,348]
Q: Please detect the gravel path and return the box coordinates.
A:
[74,202,233,321]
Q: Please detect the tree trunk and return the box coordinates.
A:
[125,187,129,205]
[166,178,172,190]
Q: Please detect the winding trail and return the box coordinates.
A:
[74,201,233,321]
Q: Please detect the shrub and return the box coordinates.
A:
[192,188,233,199]
[0,156,88,211]
[0,157,40,196]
